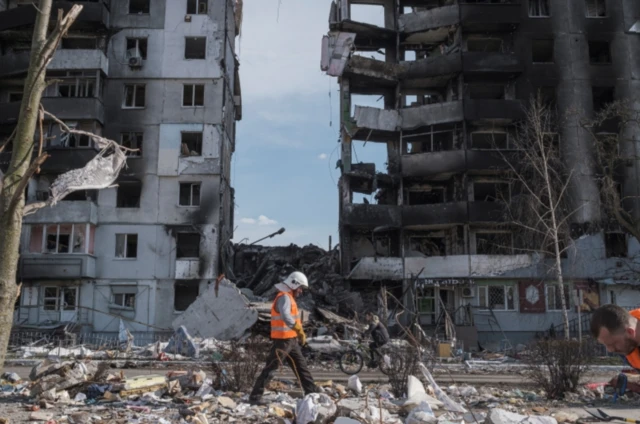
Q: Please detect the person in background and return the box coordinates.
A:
[363,312,390,368]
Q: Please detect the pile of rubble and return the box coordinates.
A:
[2,356,636,423]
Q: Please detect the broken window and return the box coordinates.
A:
[546,284,571,311]
[467,84,505,100]
[8,92,23,102]
[176,233,200,258]
[185,37,206,59]
[113,293,136,309]
[404,124,459,153]
[588,41,611,64]
[61,37,97,50]
[181,132,203,156]
[117,182,142,208]
[179,182,201,206]
[43,287,77,311]
[129,0,150,14]
[123,84,146,108]
[46,224,71,253]
[44,122,94,149]
[529,0,550,17]
[30,224,90,254]
[120,132,143,157]
[470,131,508,149]
[585,0,606,17]
[605,233,627,257]
[405,186,446,205]
[592,86,614,112]
[475,232,513,255]
[183,84,204,107]
[474,181,510,202]
[409,234,446,256]
[47,78,95,98]
[532,39,554,63]
[467,37,503,53]
[187,0,207,14]
[417,287,435,314]
[174,281,199,312]
[350,4,385,28]
[478,285,516,311]
[126,38,148,60]
[115,234,138,259]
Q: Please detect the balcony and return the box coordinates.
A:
[328,0,395,51]
[0,49,108,77]
[0,51,31,77]
[468,201,505,223]
[175,259,201,279]
[23,201,98,225]
[0,1,110,32]
[402,150,514,178]
[403,202,468,227]
[342,204,402,228]
[40,147,100,174]
[462,52,523,77]
[463,99,525,123]
[20,254,96,279]
[0,98,104,125]
[459,2,521,32]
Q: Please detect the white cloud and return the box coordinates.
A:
[258,215,278,226]
[318,153,328,160]
[240,217,257,224]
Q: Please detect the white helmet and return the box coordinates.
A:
[281,271,309,291]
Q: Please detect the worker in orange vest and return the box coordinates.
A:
[591,304,640,369]
[249,271,320,404]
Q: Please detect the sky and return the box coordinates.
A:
[230,0,387,248]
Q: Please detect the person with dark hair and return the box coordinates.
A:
[590,304,640,369]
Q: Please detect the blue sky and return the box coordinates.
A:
[231,0,386,248]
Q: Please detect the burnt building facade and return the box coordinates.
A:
[322,0,640,347]
[0,0,241,338]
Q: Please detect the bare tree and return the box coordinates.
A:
[0,1,130,369]
[583,101,640,242]
[499,95,579,340]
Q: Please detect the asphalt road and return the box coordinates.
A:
[2,366,611,385]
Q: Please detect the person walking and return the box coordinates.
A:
[249,271,320,404]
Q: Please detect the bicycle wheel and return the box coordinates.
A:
[339,350,364,375]
[379,354,404,376]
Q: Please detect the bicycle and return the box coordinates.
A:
[338,339,403,376]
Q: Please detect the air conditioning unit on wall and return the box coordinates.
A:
[128,56,143,68]
[462,287,475,298]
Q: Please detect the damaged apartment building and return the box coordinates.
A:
[0,0,241,338]
[322,0,640,347]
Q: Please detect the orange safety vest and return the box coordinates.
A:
[626,309,640,369]
[271,291,301,340]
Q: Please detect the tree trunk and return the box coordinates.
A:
[0,0,52,370]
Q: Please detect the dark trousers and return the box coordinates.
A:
[250,338,317,399]
[369,341,384,363]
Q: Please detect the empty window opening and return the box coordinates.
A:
[405,186,446,205]
[474,181,510,202]
[404,50,416,61]
[475,232,513,255]
[176,233,200,258]
[537,86,557,107]
[8,92,23,102]
[467,37,503,53]
[605,233,627,257]
[353,49,386,61]
[44,78,95,98]
[129,0,150,14]
[116,182,142,208]
[44,122,95,149]
[467,84,505,100]
[532,39,554,63]
[183,84,204,107]
[115,234,138,258]
[62,190,97,202]
[113,293,136,309]
[43,287,77,311]
[585,0,606,17]
[592,86,614,112]
[181,132,203,156]
[185,37,206,59]
[404,126,459,153]
[350,4,385,28]
[588,41,611,64]
[126,38,148,60]
[179,182,201,206]
[174,281,199,312]
[61,37,97,50]
[478,285,515,311]
[471,131,508,149]
[409,234,446,256]
[405,95,418,107]
[187,0,208,14]
[529,0,550,17]
[120,132,143,157]
[546,285,571,311]
[123,84,146,108]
